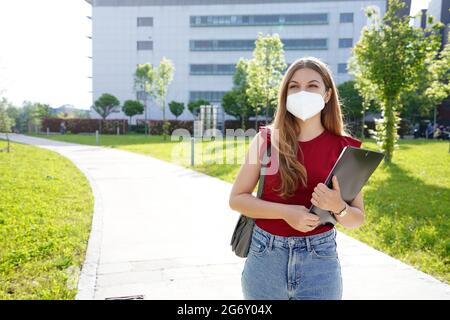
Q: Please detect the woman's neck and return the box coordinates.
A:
[297,118,325,142]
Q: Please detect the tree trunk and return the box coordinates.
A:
[265,98,269,126]
[383,98,397,163]
[254,107,259,131]
[144,98,148,136]
[361,103,366,139]
[6,132,10,153]
[433,106,437,129]
[163,99,167,141]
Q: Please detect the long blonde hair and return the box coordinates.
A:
[268,56,352,199]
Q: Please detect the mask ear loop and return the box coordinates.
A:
[324,86,330,104]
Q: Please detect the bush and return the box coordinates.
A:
[137,119,194,135]
[41,118,128,134]
[224,120,267,131]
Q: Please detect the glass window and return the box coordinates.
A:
[253,15,279,25]
[339,38,353,48]
[190,13,328,27]
[190,38,328,51]
[190,40,213,50]
[190,64,236,75]
[216,40,254,50]
[338,63,348,73]
[283,38,327,50]
[284,13,328,25]
[216,64,236,74]
[190,64,214,74]
[189,91,226,102]
[137,17,153,27]
[137,41,153,50]
[340,13,354,23]
[136,91,146,100]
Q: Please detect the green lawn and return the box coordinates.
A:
[28,133,246,182]
[28,133,450,283]
[0,140,94,299]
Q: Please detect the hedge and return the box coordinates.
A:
[136,120,194,135]
[42,118,128,134]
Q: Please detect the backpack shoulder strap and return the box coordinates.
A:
[256,126,271,198]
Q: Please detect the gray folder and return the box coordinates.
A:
[310,146,385,225]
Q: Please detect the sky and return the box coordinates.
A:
[0,0,433,110]
[0,0,92,109]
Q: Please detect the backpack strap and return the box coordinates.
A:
[256,127,271,198]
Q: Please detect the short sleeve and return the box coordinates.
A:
[342,135,362,148]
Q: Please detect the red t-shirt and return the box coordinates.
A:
[255,126,362,237]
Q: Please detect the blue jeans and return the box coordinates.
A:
[241,224,343,300]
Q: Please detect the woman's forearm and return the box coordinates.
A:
[334,203,365,229]
[229,193,288,221]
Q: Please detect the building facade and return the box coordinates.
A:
[86,0,388,123]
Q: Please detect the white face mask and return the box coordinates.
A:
[286,90,326,121]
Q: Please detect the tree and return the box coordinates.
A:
[93,93,120,119]
[222,91,241,121]
[337,80,365,137]
[6,106,20,132]
[0,102,15,152]
[35,103,52,121]
[154,57,175,140]
[222,58,253,130]
[348,56,378,139]
[0,98,20,132]
[247,33,287,129]
[123,100,144,124]
[424,37,450,126]
[93,93,120,133]
[350,0,444,162]
[73,109,90,119]
[20,101,41,133]
[188,99,210,118]
[134,63,156,135]
[168,101,185,120]
[399,32,450,126]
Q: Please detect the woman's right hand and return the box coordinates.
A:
[282,204,321,232]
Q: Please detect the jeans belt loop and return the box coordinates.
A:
[269,235,274,251]
[306,237,311,252]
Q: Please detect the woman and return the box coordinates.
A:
[228,56,365,300]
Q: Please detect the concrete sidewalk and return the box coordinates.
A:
[3,133,449,300]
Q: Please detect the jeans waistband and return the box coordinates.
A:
[253,223,336,248]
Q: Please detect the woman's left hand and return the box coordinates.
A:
[311,176,345,213]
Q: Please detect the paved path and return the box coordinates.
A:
[3,133,449,300]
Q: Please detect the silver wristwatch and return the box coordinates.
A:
[334,202,349,218]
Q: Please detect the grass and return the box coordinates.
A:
[28,133,247,182]
[0,140,94,299]
[337,139,450,284]
[28,133,450,284]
